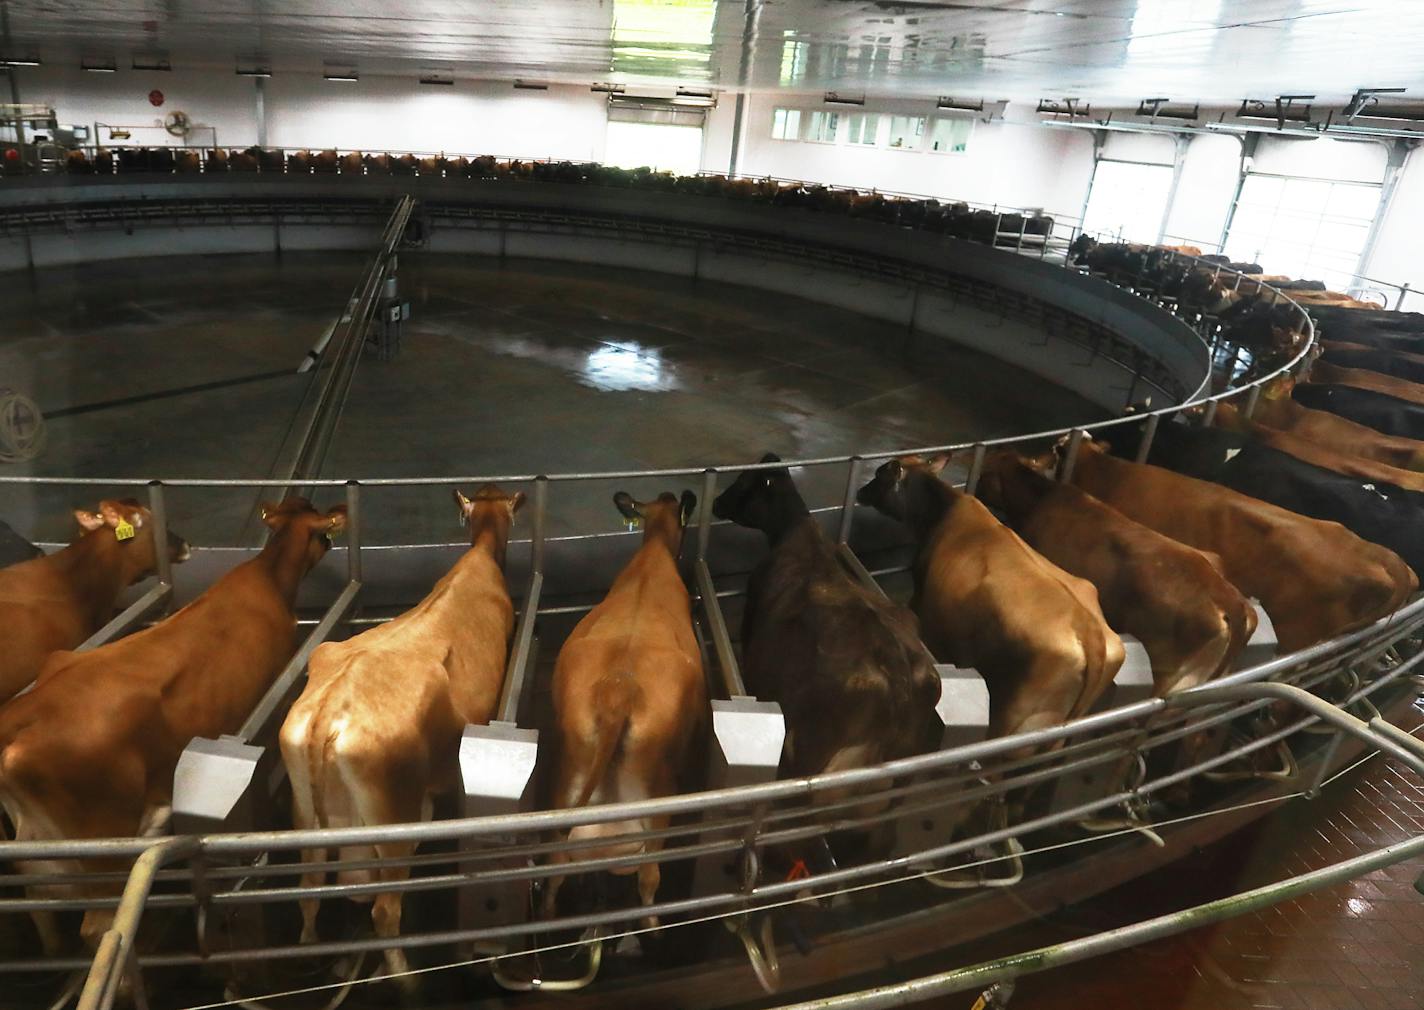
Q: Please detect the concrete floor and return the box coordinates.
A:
[1,252,1100,547]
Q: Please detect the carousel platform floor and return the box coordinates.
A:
[935,700,1424,1010]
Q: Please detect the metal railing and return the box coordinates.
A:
[0,194,1351,1006]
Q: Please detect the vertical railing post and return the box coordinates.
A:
[1201,400,1219,427]
[344,480,362,584]
[964,443,988,497]
[1397,283,1411,310]
[1134,413,1160,465]
[1243,384,1262,421]
[531,476,548,576]
[145,481,172,590]
[837,456,862,545]
[1058,429,1085,484]
[697,467,718,562]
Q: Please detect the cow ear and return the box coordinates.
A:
[259,502,282,529]
[454,489,474,525]
[885,459,904,483]
[507,491,526,516]
[98,501,141,529]
[613,492,643,522]
[924,454,950,476]
[74,508,106,532]
[679,490,697,527]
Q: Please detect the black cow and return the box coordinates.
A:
[1111,420,1424,574]
[1293,384,1424,441]
[711,454,939,784]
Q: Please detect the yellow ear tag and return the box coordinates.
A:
[114,519,136,541]
[625,516,642,532]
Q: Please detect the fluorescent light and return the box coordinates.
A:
[0,57,42,67]
[82,61,117,73]
[324,72,359,82]
[236,67,273,77]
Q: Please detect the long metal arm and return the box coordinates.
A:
[235,579,362,742]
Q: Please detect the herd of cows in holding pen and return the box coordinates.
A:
[1,217,1424,972]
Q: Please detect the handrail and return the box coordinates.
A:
[273,193,415,494]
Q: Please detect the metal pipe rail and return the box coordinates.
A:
[51,648,1424,1009]
[273,193,415,494]
[0,194,1334,1001]
[4,598,1418,936]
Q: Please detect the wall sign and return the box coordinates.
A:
[148,90,165,107]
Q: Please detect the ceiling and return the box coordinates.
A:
[3,1,1423,109]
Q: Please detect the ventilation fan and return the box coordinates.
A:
[163,110,192,137]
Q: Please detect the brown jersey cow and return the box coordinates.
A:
[0,498,344,951]
[1063,438,1414,652]
[280,485,522,977]
[0,499,189,704]
[1213,402,1424,491]
[977,452,1255,695]
[545,491,707,924]
[1310,358,1424,407]
[1246,376,1424,471]
[857,455,1122,741]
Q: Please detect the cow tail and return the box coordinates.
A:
[564,673,638,810]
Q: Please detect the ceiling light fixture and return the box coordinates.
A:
[419,72,454,86]
[132,54,171,71]
[824,91,865,106]
[591,82,625,94]
[82,58,118,73]
[236,67,273,77]
[0,56,42,67]
[513,80,549,90]
[323,67,359,82]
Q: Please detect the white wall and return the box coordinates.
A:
[1363,145,1424,308]
[263,77,607,160]
[1162,133,1242,251]
[735,95,1095,218]
[15,65,260,148]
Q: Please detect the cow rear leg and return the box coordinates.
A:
[636,861,661,931]
[30,909,62,956]
[297,848,329,945]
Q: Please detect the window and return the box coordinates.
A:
[804,110,839,143]
[771,108,801,141]
[1081,160,1174,244]
[846,113,880,146]
[1224,174,1381,291]
[928,117,972,154]
[888,115,925,150]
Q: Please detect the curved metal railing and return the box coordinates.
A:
[0,174,1363,1009]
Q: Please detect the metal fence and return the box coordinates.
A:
[3,203,1399,1010]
